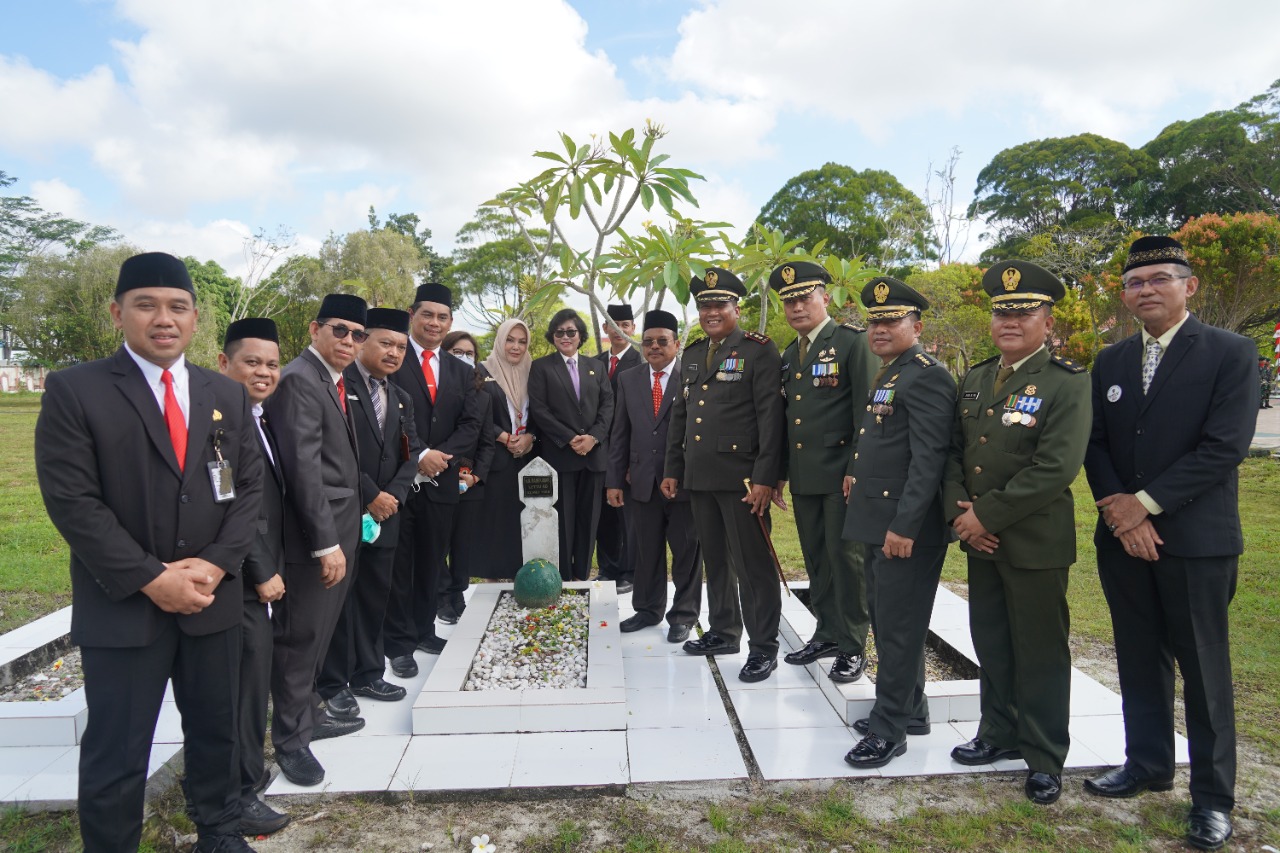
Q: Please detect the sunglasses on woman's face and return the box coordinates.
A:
[553,328,579,338]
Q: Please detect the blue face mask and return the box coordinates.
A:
[453,352,475,368]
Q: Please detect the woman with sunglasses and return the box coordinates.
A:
[528,309,614,581]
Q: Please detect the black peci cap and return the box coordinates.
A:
[223,317,279,349]
[364,307,411,334]
[115,252,195,298]
[317,293,367,325]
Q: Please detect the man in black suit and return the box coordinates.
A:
[607,310,703,642]
[595,303,641,592]
[382,283,480,675]
[35,252,263,853]
[529,308,615,581]
[217,317,290,837]
[319,308,421,716]
[1083,236,1258,852]
[265,293,368,787]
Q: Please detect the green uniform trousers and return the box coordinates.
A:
[792,492,868,655]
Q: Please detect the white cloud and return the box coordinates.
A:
[29,179,89,220]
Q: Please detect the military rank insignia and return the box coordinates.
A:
[716,358,745,382]
[811,359,840,387]
[1001,393,1043,427]
[871,388,896,421]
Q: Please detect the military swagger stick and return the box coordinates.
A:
[745,478,792,597]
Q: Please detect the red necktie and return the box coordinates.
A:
[422,350,437,404]
[336,375,347,414]
[161,369,187,471]
[652,370,664,418]
[609,355,619,378]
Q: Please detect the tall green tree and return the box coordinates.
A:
[906,264,992,372]
[1175,211,1280,336]
[368,207,448,280]
[445,207,553,327]
[319,227,426,309]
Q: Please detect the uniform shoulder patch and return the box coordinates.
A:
[840,321,867,334]
[1051,353,1086,373]
[744,330,771,344]
[913,352,939,368]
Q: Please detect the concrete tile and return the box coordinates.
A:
[390,733,518,791]
[268,735,409,795]
[747,726,871,780]
[510,731,629,787]
[627,726,747,783]
[626,685,730,729]
[731,687,844,730]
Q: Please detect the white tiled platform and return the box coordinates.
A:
[0,582,1187,807]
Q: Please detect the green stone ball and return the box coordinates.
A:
[513,558,563,609]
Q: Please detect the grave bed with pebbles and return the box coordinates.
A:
[463,590,589,691]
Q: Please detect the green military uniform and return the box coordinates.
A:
[941,260,1091,777]
[771,261,875,671]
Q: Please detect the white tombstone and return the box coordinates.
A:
[518,456,560,568]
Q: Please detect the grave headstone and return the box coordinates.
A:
[518,456,559,568]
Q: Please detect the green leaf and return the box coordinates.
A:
[560,132,578,160]
[569,178,585,219]
[653,183,675,213]
[640,184,655,210]
[663,260,678,289]
[534,151,568,164]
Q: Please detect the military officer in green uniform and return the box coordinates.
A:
[770,261,875,683]
[662,268,786,683]
[842,278,956,769]
[942,260,1090,806]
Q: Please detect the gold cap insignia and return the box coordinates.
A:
[874,282,890,304]
[705,270,719,287]
[1024,385,1037,395]
[212,409,223,422]
[1002,267,1021,291]
[781,266,796,285]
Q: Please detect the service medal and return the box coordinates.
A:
[1023,415,1037,427]
[1001,412,1013,426]
[1010,411,1023,424]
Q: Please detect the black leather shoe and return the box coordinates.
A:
[854,717,931,736]
[738,653,778,683]
[238,796,290,836]
[827,654,867,683]
[323,688,360,719]
[682,632,739,656]
[615,580,634,594]
[352,677,407,702]
[193,834,256,851]
[619,613,660,633]
[1025,771,1062,805]
[1186,806,1232,851]
[666,624,691,643]
[950,737,1022,766]
[416,636,446,654]
[275,746,324,786]
[252,766,274,795]
[389,655,418,678]
[784,639,840,666]
[312,714,364,741]
[437,600,460,625]
[844,733,906,769]
[1082,766,1175,798]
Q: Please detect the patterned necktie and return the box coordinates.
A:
[706,340,721,372]
[609,355,619,378]
[160,369,187,471]
[567,358,580,399]
[421,350,437,404]
[1142,339,1163,394]
[336,375,347,414]
[798,336,809,366]
[369,375,384,429]
[995,364,1015,392]
[652,370,664,418]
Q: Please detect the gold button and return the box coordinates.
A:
[795,372,802,380]
[972,494,979,500]
[795,394,802,401]
[702,384,708,391]
[839,440,845,445]
[986,408,994,417]
[794,418,802,425]
[979,436,987,445]
[859,428,865,435]
[796,443,803,449]
[962,408,969,415]
[866,405,872,412]
[854,453,859,460]
[695,435,701,442]
[849,477,856,484]
[974,466,983,474]
[698,400,704,407]
[695,417,702,424]
[882,490,890,497]
[732,444,738,450]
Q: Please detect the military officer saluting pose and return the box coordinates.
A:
[662,268,786,682]
[942,261,1091,806]
[771,261,875,684]
[842,278,956,769]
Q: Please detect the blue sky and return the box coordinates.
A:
[2,0,1277,286]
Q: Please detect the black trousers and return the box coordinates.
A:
[864,543,945,744]
[627,494,702,625]
[1098,549,1238,812]
[383,492,453,657]
[595,496,630,581]
[237,597,272,804]
[443,493,486,600]
[79,622,241,852]
[319,541,399,695]
[556,468,603,581]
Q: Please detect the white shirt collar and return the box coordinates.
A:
[803,316,832,346]
[1142,311,1191,351]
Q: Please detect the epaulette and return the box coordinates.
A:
[840,321,867,334]
[972,354,1000,368]
[914,352,939,368]
[1051,353,1087,373]
[744,330,771,344]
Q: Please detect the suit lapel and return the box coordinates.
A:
[1140,318,1198,414]
[656,363,679,423]
[346,366,384,447]
[183,367,214,484]
[112,349,184,478]
[257,413,285,490]
[302,349,358,452]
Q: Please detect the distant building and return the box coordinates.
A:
[0,328,47,392]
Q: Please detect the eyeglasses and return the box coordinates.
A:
[449,348,475,358]
[553,328,579,338]
[641,337,674,348]
[320,322,369,343]
[1121,273,1189,291]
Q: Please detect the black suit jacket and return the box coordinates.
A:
[597,347,641,390]
[242,413,285,595]
[529,351,614,473]
[391,344,480,504]
[344,364,424,547]
[265,348,362,563]
[607,360,686,503]
[35,348,264,646]
[1084,313,1258,558]
[477,365,538,475]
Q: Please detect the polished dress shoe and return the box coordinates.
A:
[312,714,365,741]
[193,833,256,851]
[950,737,1022,766]
[615,580,634,594]
[276,745,325,786]
[252,766,274,795]
[682,631,740,656]
[783,639,840,666]
[738,653,778,683]
[827,653,866,684]
[854,717,931,736]
[1082,766,1174,798]
[666,624,691,644]
[437,600,460,625]
[416,636,447,654]
[1025,771,1062,805]
[238,796,291,836]
[1186,806,1232,851]
[844,733,906,768]
[389,655,418,678]
[352,677,407,702]
[619,613,660,633]
[323,688,360,719]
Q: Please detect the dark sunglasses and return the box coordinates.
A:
[553,328,580,338]
[320,322,369,343]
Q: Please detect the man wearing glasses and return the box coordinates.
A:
[1084,236,1257,851]
[265,293,369,786]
